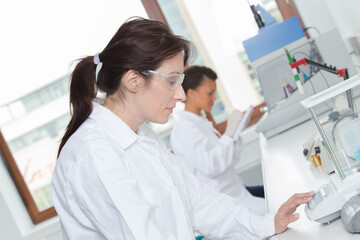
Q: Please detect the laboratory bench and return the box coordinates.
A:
[261,120,359,239]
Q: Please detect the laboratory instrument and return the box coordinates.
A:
[248,1,264,29]
[302,135,334,174]
[243,14,358,138]
[341,193,360,233]
[288,52,352,110]
[301,74,360,224]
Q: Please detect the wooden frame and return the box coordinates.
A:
[141,0,168,24]
[275,0,310,38]
[0,131,57,224]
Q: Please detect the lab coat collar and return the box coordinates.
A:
[178,110,213,127]
[177,110,223,137]
[178,110,207,123]
[89,99,148,150]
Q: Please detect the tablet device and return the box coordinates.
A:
[233,105,254,140]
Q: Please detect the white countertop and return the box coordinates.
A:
[261,120,359,239]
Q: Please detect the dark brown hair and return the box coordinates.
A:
[182,65,217,95]
[58,17,192,157]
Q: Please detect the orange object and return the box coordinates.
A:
[311,153,322,167]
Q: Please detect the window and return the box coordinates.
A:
[22,93,43,112]
[0,0,148,224]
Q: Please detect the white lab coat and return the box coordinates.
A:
[51,100,275,240]
[170,110,267,216]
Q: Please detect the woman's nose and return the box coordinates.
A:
[174,85,186,102]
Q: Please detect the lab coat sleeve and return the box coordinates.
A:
[177,158,275,240]
[232,137,244,163]
[171,124,236,177]
[69,150,150,240]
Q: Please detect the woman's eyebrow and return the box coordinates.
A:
[168,70,183,74]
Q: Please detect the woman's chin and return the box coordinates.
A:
[152,116,170,125]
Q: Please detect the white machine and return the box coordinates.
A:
[305,173,360,224]
[341,192,360,233]
[253,29,358,138]
[301,74,360,228]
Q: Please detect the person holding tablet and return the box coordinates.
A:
[170,65,266,215]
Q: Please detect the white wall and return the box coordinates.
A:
[294,0,360,68]
[294,0,336,38]
[325,0,360,38]
[294,0,360,38]
[325,0,360,68]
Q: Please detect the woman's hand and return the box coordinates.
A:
[224,110,243,138]
[275,191,314,234]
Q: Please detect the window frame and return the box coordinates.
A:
[0,131,57,224]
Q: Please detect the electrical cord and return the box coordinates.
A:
[297,65,333,112]
[292,51,334,110]
[292,51,318,77]
[303,26,321,37]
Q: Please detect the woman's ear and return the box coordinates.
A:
[124,70,143,93]
[187,89,196,100]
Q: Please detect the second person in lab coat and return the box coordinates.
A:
[170,65,266,215]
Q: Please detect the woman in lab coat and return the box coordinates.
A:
[170,65,266,215]
[51,17,313,240]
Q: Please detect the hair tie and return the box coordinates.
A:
[93,53,101,65]
[94,53,103,81]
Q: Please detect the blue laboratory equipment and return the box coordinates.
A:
[243,15,357,137]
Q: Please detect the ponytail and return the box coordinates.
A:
[57,17,193,158]
[57,56,97,157]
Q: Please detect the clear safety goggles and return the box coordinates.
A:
[144,70,185,91]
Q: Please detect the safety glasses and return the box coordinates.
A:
[143,70,185,91]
